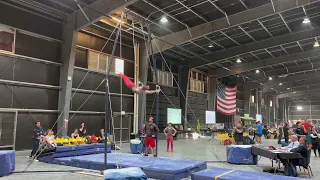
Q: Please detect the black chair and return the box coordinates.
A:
[299,149,313,178]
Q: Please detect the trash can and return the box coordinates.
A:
[130,139,142,154]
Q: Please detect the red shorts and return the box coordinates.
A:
[145,137,156,148]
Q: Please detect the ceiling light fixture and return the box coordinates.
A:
[269,77,273,80]
[160,16,168,23]
[255,69,260,73]
[236,58,241,63]
[279,83,283,85]
[297,106,303,110]
[303,18,310,24]
[287,88,290,90]
[314,41,319,47]
[208,44,214,48]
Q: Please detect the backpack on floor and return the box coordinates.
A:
[243,136,255,145]
[284,162,298,177]
[224,139,231,145]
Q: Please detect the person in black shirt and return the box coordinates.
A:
[30,121,44,158]
[296,122,306,140]
[79,122,86,137]
[283,123,289,143]
[234,123,243,145]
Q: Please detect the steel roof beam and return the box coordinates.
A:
[260,71,320,87]
[151,0,315,53]
[216,48,320,77]
[190,27,320,68]
[277,87,320,98]
[176,0,208,22]
[264,79,320,93]
[72,0,138,30]
[238,62,320,84]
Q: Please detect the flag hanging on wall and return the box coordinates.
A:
[217,81,237,115]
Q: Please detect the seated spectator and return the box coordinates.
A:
[71,129,80,139]
[91,134,98,143]
[290,136,308,167]
[280,135,300,151]
[45,129,56,148]
[98,129,105,143]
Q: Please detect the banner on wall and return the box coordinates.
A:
[256,114,262,123]
[205,111,216,124]
[167,108,181,124]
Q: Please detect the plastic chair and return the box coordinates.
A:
[299,149,313,178]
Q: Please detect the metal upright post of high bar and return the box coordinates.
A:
[104,12,125,172]
[147,26,159,157]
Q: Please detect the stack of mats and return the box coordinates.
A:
[0,150,15,176]
[38,143,111,164]
[51,153,206,180]
[103,167,147,180]
[226,145,257,165]
[191,168,310,180]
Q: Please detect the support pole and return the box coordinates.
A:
[104,13,124,171]
[147,26,159,157]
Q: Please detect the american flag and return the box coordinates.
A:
[217,81,237,115]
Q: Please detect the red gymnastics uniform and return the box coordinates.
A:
[119,73,136,89]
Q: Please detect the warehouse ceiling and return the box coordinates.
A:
[4,0,320,101]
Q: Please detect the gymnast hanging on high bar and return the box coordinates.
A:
[118,73,160,94]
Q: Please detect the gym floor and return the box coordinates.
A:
[1,138,318,180]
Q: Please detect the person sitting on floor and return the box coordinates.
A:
[279,135,300,151]
[45,129,56,148]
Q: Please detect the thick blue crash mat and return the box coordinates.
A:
[38,144,111,163]
[191,168,310,180]
[0,150,15,176]
[104,167,147,180]
[226,145,257,165]
[60,153,206,180]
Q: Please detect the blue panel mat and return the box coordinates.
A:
[191,168,309,180]
[226,145,257,165]
[0,150,15,177]
[51,153,206,180]
[104,167,147,180]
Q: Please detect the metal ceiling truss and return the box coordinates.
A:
[151,0,316,54]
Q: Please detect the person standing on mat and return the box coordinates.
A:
[118,73,160,94]
[79,122,86,137]
[145,117,159,157]
[30,121,44,158]
[164,123,177,152]
[139,123,146,154]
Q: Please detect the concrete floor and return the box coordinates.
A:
[1,137,319,180]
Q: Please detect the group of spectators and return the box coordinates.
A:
[29,121,56,158]
[233,121,263,145]
[30,121,107,158]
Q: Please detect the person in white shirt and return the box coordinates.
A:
[45,129,56,148]
[283,135,300,151]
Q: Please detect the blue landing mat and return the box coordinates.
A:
[0,150,15,177]
[52,153,206,180]
[191,168,309,180]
